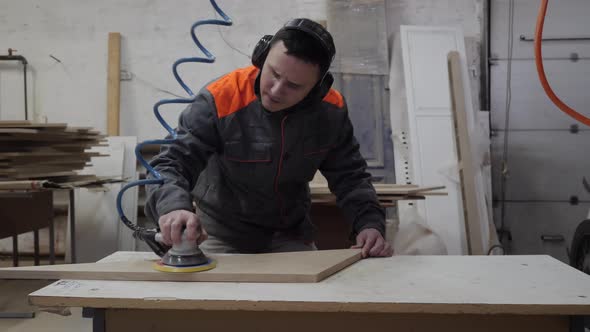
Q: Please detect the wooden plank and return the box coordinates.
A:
[0,180,48,190]
[309,183,445,205]
[0,249,361,283]
[448,51,487,255]
[0,120,32,126]
[309,184,446,196]
[0,128,39,134]
[0,121,67,128]
[0,175,120,190]
[0,170,77,179]
[107,32,121,136]
[0,151,104,159]
[312,195,427,205]
[0,156,98,166]
[405,185,446,194]
[0,165,86,174]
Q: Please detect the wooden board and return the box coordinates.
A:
[309,183,445,196]
[107,32,121,136]
[309,183,446,206]
[0,175,121,190]
[0,121,67,128]
[0,128,39,134]
[0,249,361,283]
[448,51,487,255]
[0,121,106,180]
[27,254,590,315]
[0,170,77,179]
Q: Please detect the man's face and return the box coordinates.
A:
[259,41,321,112]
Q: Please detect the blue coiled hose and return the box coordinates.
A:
[115,0,232,254]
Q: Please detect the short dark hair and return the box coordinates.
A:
[270,29,332,77]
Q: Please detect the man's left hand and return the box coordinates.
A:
[351,228,393,258]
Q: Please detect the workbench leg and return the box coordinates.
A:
[12,235,18,267]
[82,308,105,332]
[48,214,55,265]
[69,189,76,263]
[569,316,585,332]
[33,230,40,265]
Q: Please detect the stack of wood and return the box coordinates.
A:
[0,120,108,184]
[310,184,446,207]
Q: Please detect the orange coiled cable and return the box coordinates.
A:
[534,0,590,127]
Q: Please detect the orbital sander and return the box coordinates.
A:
[134,228,217,273]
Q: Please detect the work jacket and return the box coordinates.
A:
[145,65,385,252]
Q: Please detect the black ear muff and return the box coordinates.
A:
[302,72,334,104]
[251,35,273,68]
[317,72,334,99]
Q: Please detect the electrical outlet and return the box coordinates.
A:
[120,70,133,81]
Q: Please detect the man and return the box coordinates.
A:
[145,18,393,258]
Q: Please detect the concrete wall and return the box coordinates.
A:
[0,0,483,141]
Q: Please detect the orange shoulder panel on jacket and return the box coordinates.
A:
[206,66,259,118]
[322,88,344,108]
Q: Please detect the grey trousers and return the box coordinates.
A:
[200,234,317,254]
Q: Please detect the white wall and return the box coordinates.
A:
[0,0,482,142]
[0,0,327,141]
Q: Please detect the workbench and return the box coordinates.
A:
[0,190,57,266]
[0,188,79,266]
[29,251,590,332]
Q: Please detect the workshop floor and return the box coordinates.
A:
[0,256,91,332]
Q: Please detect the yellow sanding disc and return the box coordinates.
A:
[152,259,217,273]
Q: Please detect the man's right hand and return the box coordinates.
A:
[158,210,208,246]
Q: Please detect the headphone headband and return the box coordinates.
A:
[251,18,335,71]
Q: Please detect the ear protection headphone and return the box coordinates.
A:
[252,18,336,99]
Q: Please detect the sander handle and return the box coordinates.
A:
[133,229,170,257]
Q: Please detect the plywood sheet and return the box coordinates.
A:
[0,249,361,283]
[448,51,489,255]
[0,121,67,128]
[0,121,106,180]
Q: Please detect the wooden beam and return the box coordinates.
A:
[447,51,485,255]
[107,32,121,136]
